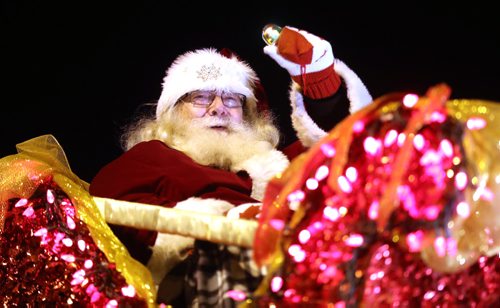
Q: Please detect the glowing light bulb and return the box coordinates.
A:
[262,23,282,46]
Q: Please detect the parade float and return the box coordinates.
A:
[0,83,498,306]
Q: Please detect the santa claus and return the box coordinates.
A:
[89,25,372,306]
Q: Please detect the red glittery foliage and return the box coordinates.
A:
[0,177,148,307]
[253,91,500,307]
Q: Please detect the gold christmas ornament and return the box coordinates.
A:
[262,23,282,46]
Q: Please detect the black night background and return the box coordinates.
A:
[2,2,499,183]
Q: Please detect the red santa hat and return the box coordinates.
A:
[156,48,262,119]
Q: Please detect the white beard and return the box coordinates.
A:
[169,115,275,171]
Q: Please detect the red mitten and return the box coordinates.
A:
[264,26,341,99]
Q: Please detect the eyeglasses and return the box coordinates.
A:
[183,90,246,108]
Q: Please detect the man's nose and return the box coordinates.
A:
[208,96,227,114]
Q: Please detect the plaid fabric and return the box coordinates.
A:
[174,240,264,307]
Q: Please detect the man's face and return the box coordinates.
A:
[165,90,278,170]
[179,90,244,132]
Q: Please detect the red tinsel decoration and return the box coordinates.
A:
[251,86,500,307]
[0,177,148,307]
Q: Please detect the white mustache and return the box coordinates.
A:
[193,117,233,128]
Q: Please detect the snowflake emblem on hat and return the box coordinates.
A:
[196,64,221,81]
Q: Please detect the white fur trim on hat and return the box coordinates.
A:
[156,48,259,118]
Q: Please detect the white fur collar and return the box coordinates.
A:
[232,149,290,201]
